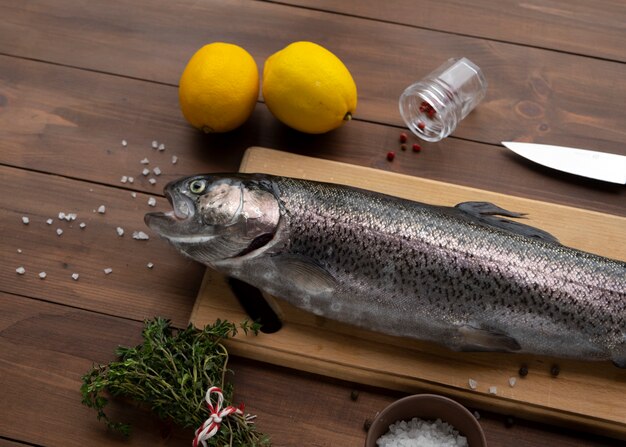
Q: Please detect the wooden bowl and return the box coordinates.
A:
[365,394,487,447]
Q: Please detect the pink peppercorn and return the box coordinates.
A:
[386,151,396,161]
[412,143,421,152]
[399,132,408,143]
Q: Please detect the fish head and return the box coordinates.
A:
[144,174,281,265]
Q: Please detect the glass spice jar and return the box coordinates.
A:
[399,57,487,142]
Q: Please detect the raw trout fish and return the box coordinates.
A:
[145,174,626,366]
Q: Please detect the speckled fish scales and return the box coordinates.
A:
[145,174,626,366]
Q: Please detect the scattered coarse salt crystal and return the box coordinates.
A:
[473,411,481,420]
[16,266,26,275]
[171,155,178,164]
[468,378,478,390]
[46,218,53,225]
[132,231,150,240]
[116,227,125,237]
[39,271,47,279]
[67,213,77,221]
[147,262,154,269]
[142,168,150,176]
[97,205,106,214]
[56,228,63,236]
[509,377,517,388]
[58,212,66,220]
[148,178,157,185]
[17,248,22,254]
[131,192,137,198]
[22,216,30,224]
[71,273,80,281]
[120,175,128,183]
[153,167,161,176]
[140,157,150,165]
[122,139,128,147]
[103,268,113,275]
[151,140,158,149]
[148,197,157,207]
[158,143,165,151]
[128,176,134,184]
[488,386,498,395]
[79,222,86,229]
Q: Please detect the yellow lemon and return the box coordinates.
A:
[262,41,357,134]
[179,43,259,133]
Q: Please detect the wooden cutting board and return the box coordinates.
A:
[191,147,626,439]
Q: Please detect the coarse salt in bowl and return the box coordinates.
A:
[365,394,486,447]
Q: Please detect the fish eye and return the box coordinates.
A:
[189,179,207,194]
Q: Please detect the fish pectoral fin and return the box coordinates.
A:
[227,277,283,334]
[455,325,522,352]
[272,254,337,294]
[455,201,560,243]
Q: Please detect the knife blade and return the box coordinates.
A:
[501,141,626,185]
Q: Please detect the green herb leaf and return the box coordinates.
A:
[81,317,268,446]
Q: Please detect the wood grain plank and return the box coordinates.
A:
[1,1,623,446]
[232,358,625,447]
[275,0,626,62]
[0,292,621,447]
[0,165,203,327]
[0,292,194,447]
[0,1,625,150]
[0,440,35,447]
[1,55,624,218]
[191,148,626,438]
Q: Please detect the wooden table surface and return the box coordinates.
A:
[1,1,624,446]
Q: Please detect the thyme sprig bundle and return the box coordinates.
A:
[81,317,270,446]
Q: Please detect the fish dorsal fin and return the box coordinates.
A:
[272,254,337,294]
[456,325,522,352]
[227,277,283,334]
[455,201,560,243]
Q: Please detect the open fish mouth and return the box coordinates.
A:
[164,187,195,220]
[144,210,178,234]
[144,209,176,225]
[144,187,197,237]
[145,209,218,245]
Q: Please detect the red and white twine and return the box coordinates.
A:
[192,386,244,447]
